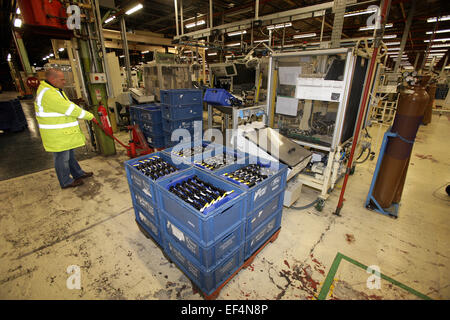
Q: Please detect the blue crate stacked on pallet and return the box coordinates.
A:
[0,99,27,132]
[129,104,166,148]
[160,89,203,148]
[155,167,247,296]
[213,158,288,260]
[124,152,192,247]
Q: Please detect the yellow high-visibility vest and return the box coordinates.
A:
[34,80,94,152]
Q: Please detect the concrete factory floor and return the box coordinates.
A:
[0,99,449,300]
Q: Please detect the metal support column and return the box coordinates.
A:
[120,16,132,89]
[330,0,346,48]
[174,0,179,37]
[394,0,415,73]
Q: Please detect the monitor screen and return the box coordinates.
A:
[225,65,236,76]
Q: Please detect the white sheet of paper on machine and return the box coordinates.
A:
[295,77,344,102]
[276,96,299,116]
[279,67,302,85]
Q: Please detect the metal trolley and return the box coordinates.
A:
[265,48,372,208]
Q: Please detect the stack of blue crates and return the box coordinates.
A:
[124,141,288,297]
[159,89,203,148]
[129,103,166,148]
[0,99,27,132]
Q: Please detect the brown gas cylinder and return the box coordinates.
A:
[372,83,429,208]
[422,83,436,125]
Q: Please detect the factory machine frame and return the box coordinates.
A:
[265,48,372,206]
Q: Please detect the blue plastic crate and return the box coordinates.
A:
[161,103,203,121]
[144,134,166,148]
[214,159,288,214]
[245,190,285,236]
[140,119,163,136]
[244,208,282,260]
[203,88,234,106]
[164,239,244,296]
[129,185,159,222]
[140,104,162,123]
[125,151,192,204]
[160,89,203,106]
[155,167,246,247]
[161,211,245,269]
[162,117,202,132]
[134,204,164,247]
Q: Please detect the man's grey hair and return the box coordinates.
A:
[45,68,63,80]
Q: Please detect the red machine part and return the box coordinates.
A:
[17,0,68,30]
[26,77,40,89]
[97,104,113,136]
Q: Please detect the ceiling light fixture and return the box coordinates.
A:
[359,23,392,31]
[426,29,450,35]
[228,30,247,37]
[267,22,292,30]
[126,3,143,15]
[226,42,241,47]
[385,41,400,46]
[185,20,206,28]
[14,18,22,28]
[383,34,397,39]
[344,8,377,18]
[207,52,217,56]
[424,38,450,43]
[104,16,116,24]
[431,43,450,48]
[293,32,317,39]
[427,15,450,23]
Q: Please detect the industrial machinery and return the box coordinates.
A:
[264,48,372,208]
[142,53,192,102]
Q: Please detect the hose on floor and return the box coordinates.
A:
[290,197,320,210]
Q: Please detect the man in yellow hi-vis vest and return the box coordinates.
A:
[35,68,95,189]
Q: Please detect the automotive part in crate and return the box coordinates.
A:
[168,176,236,214]
[194,153,238,171]
[131,155,178,180]
[222,164,276,188]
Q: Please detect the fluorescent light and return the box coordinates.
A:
[58,48,65,52]
[228,30,247,37]
[430,49,448,52]
[385,41,400,46]
[387,47,401,51]
[185,20,205,28]
[424,38,450,43]
[359,23,392,31]
[426,29,450,35]
[431,43,450,48]
[445,65,450,69]
[14,18,22,28]
[344,8,377,18]
[7,53,11,61]
[119,55,125,58]
[104,16,116,24]
[383,34,397,39]
[254,39,269,43]
[207,52,217,56]
[49,53,54,57]
[267,22,292,30]
[16,8,20,14]
[293,32,317,39]
[226,42,241,47]
[141,50,149,54]
[126,3,143,15]
[427,15,450,23]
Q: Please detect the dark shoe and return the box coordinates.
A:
[62,179,84,189]
[78,172,94,179]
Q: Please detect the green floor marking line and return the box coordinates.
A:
[317,252,432,300]
[317,252,343,300]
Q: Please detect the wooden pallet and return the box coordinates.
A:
[192,228,282,300]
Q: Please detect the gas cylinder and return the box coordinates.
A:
[422,83,436,125]
[372,82,429,208]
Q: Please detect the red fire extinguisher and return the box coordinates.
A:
[97,104,113,136]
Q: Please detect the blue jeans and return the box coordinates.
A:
[53,149,86,188]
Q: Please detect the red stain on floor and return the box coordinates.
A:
[345,234,356,244]
[415,153,438,163]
